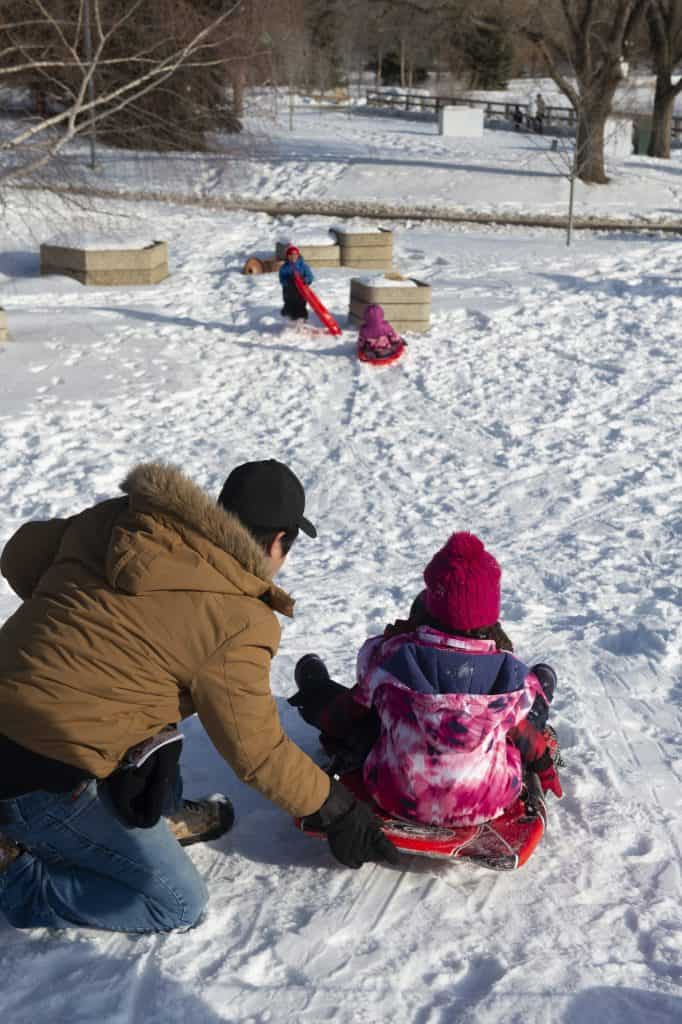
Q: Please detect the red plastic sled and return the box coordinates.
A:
[294,271,342,336]
[357,339,407,367]
[297,770,546,870]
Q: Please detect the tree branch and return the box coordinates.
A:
[521,27,581,109]
[1,3,243,155]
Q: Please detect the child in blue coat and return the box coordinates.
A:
[279,245,314,321]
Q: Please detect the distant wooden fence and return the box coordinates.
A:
[364,90,682,140]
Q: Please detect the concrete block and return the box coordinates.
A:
[329,227,391,268]
[349,298,429,321]
[40,241,169,285]
[350,276,431,305]
[348,312,430,334]
[332,228,393,270]
[349,275,431,333]
[332,228,392,249]
[438,105,484,138]
[275,241,340,267]
[344,259,395,271]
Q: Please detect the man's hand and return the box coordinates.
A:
[303,778,400,869]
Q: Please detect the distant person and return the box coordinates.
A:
[356,304,404,361]
[534,93,546,134]
[279,244,314,321]
[513,105,524,131]
[0,459,398,933]
[290,532,563,830]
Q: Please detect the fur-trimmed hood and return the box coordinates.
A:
[116,462,294,616]
[0,463,332,814]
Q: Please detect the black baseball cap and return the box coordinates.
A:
[217,460,317,538]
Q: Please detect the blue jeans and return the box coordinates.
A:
[0,776,208,933]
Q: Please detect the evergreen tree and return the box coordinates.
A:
[462,21,514,89]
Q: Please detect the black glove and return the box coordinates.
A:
[104,728,183,829]
[303,777,400,869]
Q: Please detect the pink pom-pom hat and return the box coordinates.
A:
[423,532,501,631]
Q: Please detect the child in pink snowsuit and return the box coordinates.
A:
[357,304,404,360]
[290,533,562,829]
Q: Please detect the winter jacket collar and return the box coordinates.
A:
[414,626,498,654]
[117,462,294,616]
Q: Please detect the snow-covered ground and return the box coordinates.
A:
[1,103,681,1022]
[14,94,681,225]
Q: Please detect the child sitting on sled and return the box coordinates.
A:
[289,532,562,829]
[279,245,314,321]
[357,304,405,361]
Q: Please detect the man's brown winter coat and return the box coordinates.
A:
[0,463,329,817]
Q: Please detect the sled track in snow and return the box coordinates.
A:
[12,183,682,235]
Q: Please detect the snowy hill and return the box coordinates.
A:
[0,104,681,1022]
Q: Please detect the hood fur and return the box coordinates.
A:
[120,462,273,585]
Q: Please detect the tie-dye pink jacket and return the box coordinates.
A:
[353,627,547,827]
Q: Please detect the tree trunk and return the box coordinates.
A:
[32,86,49,119]
[649,75,675,158]
[400,36,406,88]
[232,68,245,118]
[376,43,382,87]
[576,105,610,184]
[527,0,650,186]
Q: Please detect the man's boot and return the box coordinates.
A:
[166,798,235,847]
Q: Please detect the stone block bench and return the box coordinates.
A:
[348,275,431,333]
[275,239,341,269]
[331,227,393,270]
[40,240,169,286]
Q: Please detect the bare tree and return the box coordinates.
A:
[216,1,280,117]
[343,0,461,90]
[646,0,682,157]
[364,0,392,87]
[393,1,465,88]
[521,0,649,183]
[300,0,343,92]
[0,0,248,183]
